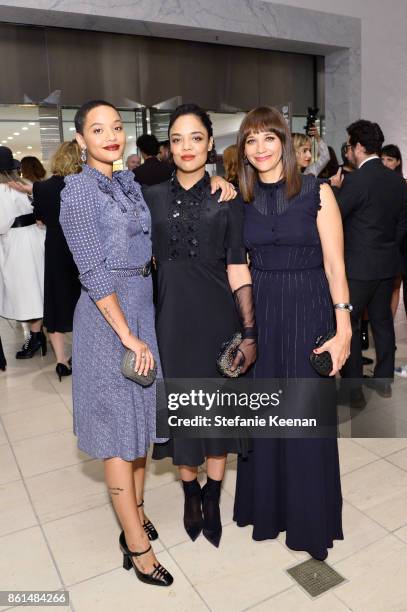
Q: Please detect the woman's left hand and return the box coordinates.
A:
[313,332,352,376]
[231,338,257,374]
[210,176,237,202]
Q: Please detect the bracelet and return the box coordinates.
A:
[334,303,353,312]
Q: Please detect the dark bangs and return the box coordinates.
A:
[237,106,301,202]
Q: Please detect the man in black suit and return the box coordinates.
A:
[133,134,173,186]
[334,120,407,406]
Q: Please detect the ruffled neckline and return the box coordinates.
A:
[82,164,137,196]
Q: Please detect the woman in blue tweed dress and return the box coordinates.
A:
[60,100,173,587]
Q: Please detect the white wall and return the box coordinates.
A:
[263,0,407,164]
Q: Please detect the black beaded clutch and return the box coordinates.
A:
[121,350,157,387]
[309,330,336,376]
[217,332,243,378]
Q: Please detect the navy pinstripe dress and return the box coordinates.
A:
[233,175,343,560]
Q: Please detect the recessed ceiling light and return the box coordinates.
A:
[1,140,6,143]
[29,122,36,125]
[13,132,20,136]
[128,135,133,139]
[27,146,33,149]
[69,127,75,131]
[16,151,21,154]
[22,126,29,131]
[7,137,13,140]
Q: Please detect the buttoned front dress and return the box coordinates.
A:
[60,165,166,460]
[144,173,246,466]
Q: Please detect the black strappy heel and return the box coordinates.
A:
[119,531,173,587]
[137,499,158,541]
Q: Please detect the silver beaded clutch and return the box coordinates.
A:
[121,349,157,387]
[217,332,243,378]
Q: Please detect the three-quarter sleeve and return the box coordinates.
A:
[225,197,247,264]
[60,177,116,301]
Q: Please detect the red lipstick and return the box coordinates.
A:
[103,145,120,151]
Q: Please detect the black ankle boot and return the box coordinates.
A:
[202,476,222,548]
[182,479,203,541]
[16,330,47,359]
[360,320,369,351]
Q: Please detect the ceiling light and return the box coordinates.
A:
[7,137,13,140]
[16,151,21,154]
[69,127,75,131]
[22,127,28,131]
[128,135,133,139]
[27,146,33,149]
[13,132,20,136]
[29,122,36,125]
[1,140,6,143]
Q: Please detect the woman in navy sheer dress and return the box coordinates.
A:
[233,107,352,560]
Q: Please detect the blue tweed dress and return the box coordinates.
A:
[60,165,166,460]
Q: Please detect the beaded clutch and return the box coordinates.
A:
[217,332,243,378]
[121,350,157,387]
[309,330,336,376]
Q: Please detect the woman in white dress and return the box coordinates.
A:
[0,146,46,359]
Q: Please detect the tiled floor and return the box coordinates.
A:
[1,305,407,612]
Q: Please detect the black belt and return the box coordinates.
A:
[11,213,36,228]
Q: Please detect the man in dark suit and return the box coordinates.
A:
[334,120,407,406]
[133,134,173,186]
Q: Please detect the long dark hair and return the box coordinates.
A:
[237,106,301,202]
[168,103,217,164]
[381,144,403,175]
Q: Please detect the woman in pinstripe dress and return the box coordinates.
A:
[233,107,352,560]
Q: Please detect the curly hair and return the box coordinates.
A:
[347,120,384,155]
[50,141,82,177]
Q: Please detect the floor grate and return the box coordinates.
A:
[286,558,346,598]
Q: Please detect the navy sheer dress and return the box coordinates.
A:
[233,174,343,560]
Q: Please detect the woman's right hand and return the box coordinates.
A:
[122,333,155,376]
[8,181,33,195]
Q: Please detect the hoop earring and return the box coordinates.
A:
[80,148,87,164]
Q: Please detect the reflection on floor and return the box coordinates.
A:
[0,303,407,612]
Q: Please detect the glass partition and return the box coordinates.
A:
[0,105,42,166]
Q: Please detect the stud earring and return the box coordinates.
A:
[80,148,87,164]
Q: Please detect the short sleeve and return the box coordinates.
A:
[224,196,247,265]
[60,176,115,301]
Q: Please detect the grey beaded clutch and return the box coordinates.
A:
[217,332,243,378]
[121,350,157,387]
